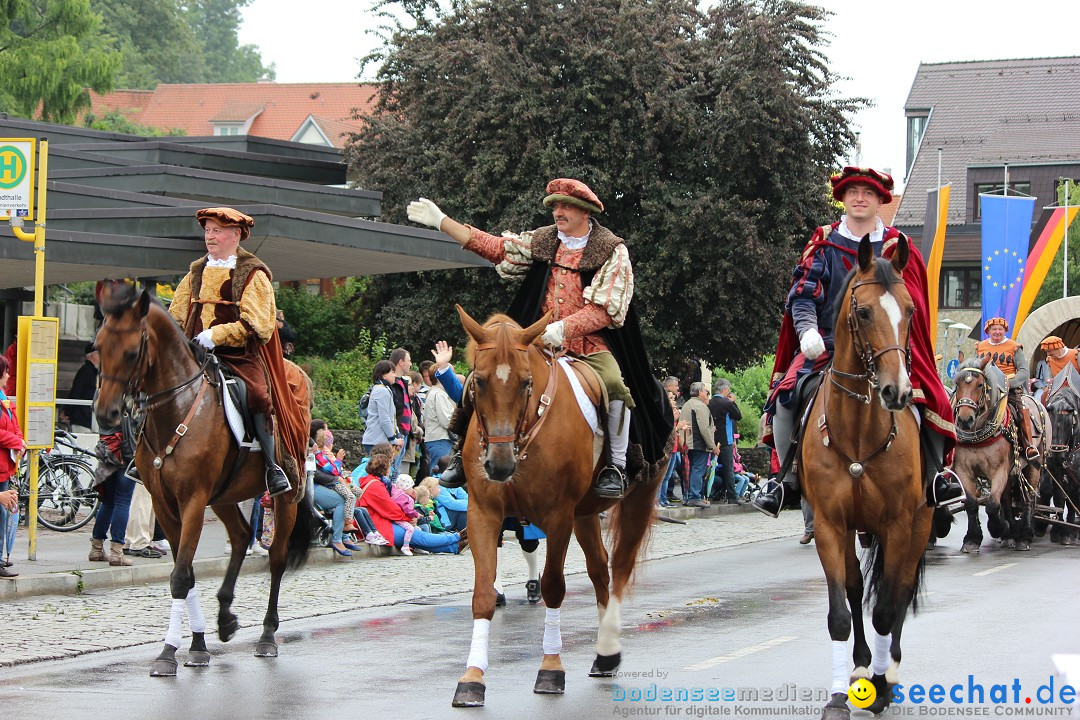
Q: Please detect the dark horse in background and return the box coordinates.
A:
[1041,364,1080,544]
[451,306,669,708]
[801,235,929,720]
[94,282,317,676]
[946,355,1049,552]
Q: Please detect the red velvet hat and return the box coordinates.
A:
[830,166,894,204]
[196,207,255,241]
[543,178,604,214]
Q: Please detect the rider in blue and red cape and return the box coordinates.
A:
[754,166,963,516]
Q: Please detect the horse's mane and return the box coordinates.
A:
[957,357,1006,409]
[828,257,902,330]
[465,313,541,367]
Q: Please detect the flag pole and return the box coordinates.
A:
[1067,178,1071,298]
[937,148,942,191]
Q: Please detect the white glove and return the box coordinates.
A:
[541,321,566,348]
[407,197,447,230]
[196,329,216,350]
[800,328,825,360]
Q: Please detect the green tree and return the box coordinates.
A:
[346,0,862,373]
[83,109,186,135]
[91,0,207,88]
[1031,179,1080,312]
[275,278,368,358]
[184,0,274,83]
[0,0,120,122]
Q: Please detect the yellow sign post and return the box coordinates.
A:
[6,138,50,560]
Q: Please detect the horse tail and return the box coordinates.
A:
[862,537,926,615]
[286,495,319,570]
[605,467,659,592]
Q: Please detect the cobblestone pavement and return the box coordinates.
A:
[0,512,804,666]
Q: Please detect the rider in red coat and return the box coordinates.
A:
[753,167,963,516]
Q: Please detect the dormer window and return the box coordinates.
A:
[213,123,243,136]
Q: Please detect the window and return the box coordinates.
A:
[906,113,928,175]
[974,182,1032,220]
[213,124,241,136]
[939,267,981,309]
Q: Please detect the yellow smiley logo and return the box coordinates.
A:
[848,678,876,709]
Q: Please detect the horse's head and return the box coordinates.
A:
[951,354,1001,432]
[93,281,153,429]
[458,304,549,482]
[835,234,915,411]
[1047,390,1079,456]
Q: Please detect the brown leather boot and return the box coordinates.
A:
[1021,405,1040,460]
[89,538,108,562]
[109,541,133,566]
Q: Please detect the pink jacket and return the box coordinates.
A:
[389,485,419,519]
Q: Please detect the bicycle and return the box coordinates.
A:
[15,430,100,532]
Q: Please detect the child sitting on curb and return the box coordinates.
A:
[390,474,420,556]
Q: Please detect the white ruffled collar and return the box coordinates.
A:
[206,254,237,269]
[558,220,593,250]
[838,216,884,244]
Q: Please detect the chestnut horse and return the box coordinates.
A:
[94,283,316,676]
[801,235,928,720]
[949,355,1049,552]
[451,306,667,708]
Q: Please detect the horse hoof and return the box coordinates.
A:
[184,650,211,667]
[534,669,566,694]
[219,615,239,643]
[1015,541,1030,552]
[962,541,980,554]
[254,641,278,657]
[149,657,178,677]
[452,681,486,707]
[1001,538,1016,549]
[589,652,621,677]
[865,674,894,714]
[822,692,850,720]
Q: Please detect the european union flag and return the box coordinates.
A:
[980,194,1036,338]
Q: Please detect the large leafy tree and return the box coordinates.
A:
[92,0,207,88]
[346,0,862,372]
[184,0,274,83]
[1,0,120,122]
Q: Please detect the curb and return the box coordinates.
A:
[0,505,752,601]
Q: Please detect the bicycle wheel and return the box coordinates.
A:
[35,457,100,532]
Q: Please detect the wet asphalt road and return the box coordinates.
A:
[2,533,1078,720]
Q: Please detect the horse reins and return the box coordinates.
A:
[470,337,559,462]
[951,366,1009,446]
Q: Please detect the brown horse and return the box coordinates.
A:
[801,236,928,720]
[948,355,1049,552]
[451,306,667,708]
[94,282,316,676]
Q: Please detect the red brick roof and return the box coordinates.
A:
[89,83,379,148]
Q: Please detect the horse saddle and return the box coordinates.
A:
[557,356,605,433]
[777,370,823,480]
[205,355,261,453]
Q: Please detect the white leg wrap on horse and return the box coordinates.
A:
[872,632,892,675]
[596,598,622,656]
[523,546,539,581]
[165,598,185,649]
[832,641,850,694]
[608,401,630,468]
[543,608,562,655]
[185,588,206,634]
[465,618,491,672]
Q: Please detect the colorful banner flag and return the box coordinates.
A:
[922,184,950,348]
[980,194,1036,338]
[1013,205,1080,333]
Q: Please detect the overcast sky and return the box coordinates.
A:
[240,1,1080,191]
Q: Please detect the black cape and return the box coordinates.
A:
[506,261,672,465]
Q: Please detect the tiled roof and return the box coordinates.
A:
[879,193,901,226]
[895,56,1080,226]
[89,83,378,148]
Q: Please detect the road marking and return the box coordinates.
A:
[973,563,1017,576]
[685,636,797,671]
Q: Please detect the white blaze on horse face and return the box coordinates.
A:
[878,290,910,387]
[495,364,511,384]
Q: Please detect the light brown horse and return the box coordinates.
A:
[94,282,316,676]
[451,306,667,708]
[801,236,928,720]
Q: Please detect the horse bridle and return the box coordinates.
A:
[951,367,1006,445]
[829,278,913,404]
[469,328,559,462]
